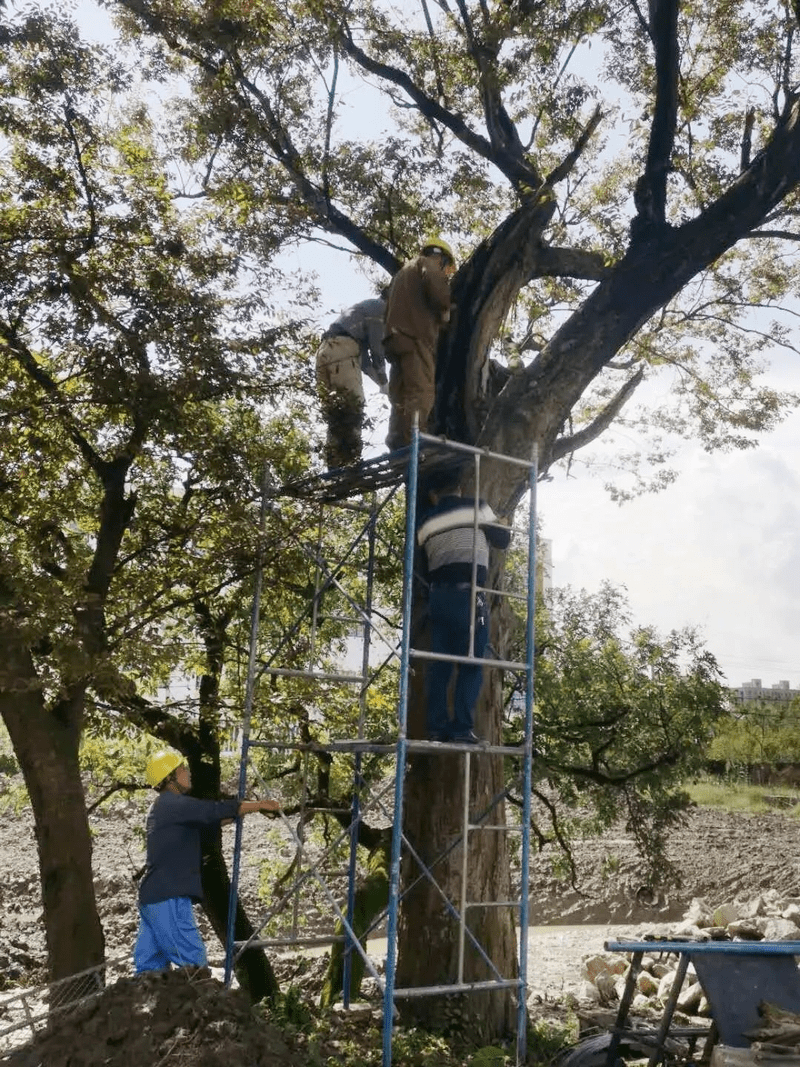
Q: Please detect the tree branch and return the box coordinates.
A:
[113,0,399,274]
[741,106,756,171]
[533,245,608,280]
[452,0,541,190]
[0,327,104,475]
[549,366,645,464]
[546,104,604,186]
[336,19,541,191]
[632,0,680,235]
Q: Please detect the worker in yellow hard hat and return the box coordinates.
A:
[383,237,456,450]
[134,750,280,974]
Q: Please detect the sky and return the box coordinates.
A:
[66,0,800,690]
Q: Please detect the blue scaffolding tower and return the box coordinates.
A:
[224,428,538,1067]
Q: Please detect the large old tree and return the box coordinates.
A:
[3,0,799,1039]
[105,0,800,1036]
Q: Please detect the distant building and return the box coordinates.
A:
[732,678,800,704]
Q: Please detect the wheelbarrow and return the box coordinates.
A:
[559,939,800,1067]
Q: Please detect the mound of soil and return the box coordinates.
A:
[3,968,300,1067]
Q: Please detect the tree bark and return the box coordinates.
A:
[0,630,104,986]
[199,830,279,1003]
[396,563,518,1038]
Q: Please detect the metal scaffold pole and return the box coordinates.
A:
[222,431,538,1067]
[381,423,422,1067]
[224,462,270,987]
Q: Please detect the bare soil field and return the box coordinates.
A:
[1,797,798,1065]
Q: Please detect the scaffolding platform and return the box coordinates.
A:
[226,429,538,1067]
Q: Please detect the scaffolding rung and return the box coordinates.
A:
[246,738,397,754]
[392,978,521,998]
[235,935,345,949]
[465,900,520,909]
[468,823,523,831]
[406,739,527,756]
[410,648,530,671]
[258,666,364,683]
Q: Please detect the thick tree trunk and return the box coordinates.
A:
[395,568,518,1040]
[200,832,279,1003]
[187,693,279,1005]
[0,631,104,984]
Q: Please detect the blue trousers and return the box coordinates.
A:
[134,897,207,973]
[427,585,489,738]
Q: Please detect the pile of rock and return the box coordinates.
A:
[575,890,800,1014]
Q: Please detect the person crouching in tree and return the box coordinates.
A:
[134,750,279,973]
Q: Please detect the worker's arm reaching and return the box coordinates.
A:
[237,798,280,816]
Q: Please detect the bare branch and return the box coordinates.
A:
[86,781,143,815]
[546,105,603,186]
[746,228,800,240]
[322,45,339,201]
[741,106,756,171]
[63,100,98,254]
[632,0,680,235]
[420,0,446,106]
[336,19,541,191]
[549,366,645,464]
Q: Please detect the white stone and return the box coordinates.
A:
[595,973,618,1004]
[657,971,677,1002]
[652,962,673,978]
[632,993,652,1011]
[581,954,611,983]
[713,903,740,927]
[726,920,762,940]
[677,981,703,1013]
[783,904,800,925]
[759,917,800,941]
[742,894,765,918]
[577,979,601,1004]
[636,971,659,996]
[685,898,714,926]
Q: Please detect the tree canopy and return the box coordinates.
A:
[1,0,798,1042]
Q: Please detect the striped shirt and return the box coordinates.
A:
[417,497,511,585]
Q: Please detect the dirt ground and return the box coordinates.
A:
[1,797,799,1065]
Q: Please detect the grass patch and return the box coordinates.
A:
[686,777,800,815]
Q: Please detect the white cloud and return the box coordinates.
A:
[542,408,800,686]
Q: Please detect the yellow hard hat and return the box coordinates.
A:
[145,750,184,788]
[421,237,454,263]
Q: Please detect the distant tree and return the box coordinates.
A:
[710,699,800,769]
[506,583,727,889]
[0,12,312,986]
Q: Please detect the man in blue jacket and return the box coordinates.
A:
[134,750,280,973]
[417,473,512,743]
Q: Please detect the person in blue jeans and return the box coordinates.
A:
[417,473,512,743]
[134,750,280,973]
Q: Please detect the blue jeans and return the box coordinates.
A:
[427,584,489,738]
[134,897,208,973]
